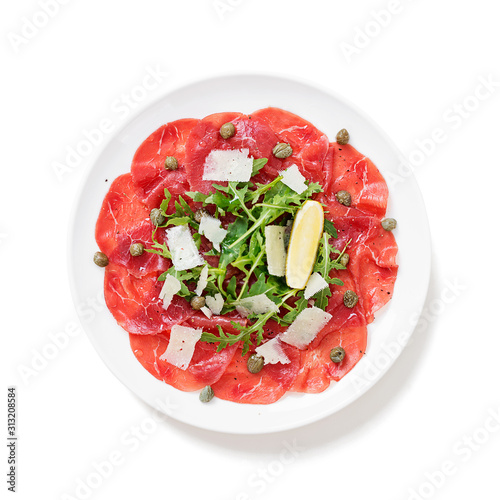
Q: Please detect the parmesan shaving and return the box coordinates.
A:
[280,164,307,194]
[159,274,181,311]
[304,272,329,299]
[255,338,290,365]
[206,293,224,315]
[235,305,251,318]
[159,324,203,370]
[165,225,204,271]
[265,226,286,277]
[195,265,209,296]
[199,215,228,251]
[200,306,213,319]
[237,294,279,315]
[202,148,253,182]
[280,307,332,349]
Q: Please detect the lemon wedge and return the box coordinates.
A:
[286,200,324,289]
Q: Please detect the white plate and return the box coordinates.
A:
[68,74,430,434]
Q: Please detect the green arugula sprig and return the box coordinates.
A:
[147,227,172,259]
[312,233,348,309]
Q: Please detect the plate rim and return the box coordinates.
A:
[67,72,431,434]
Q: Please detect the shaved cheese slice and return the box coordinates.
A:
[280,164,307,194]
[159,274,181,311]
[206,293,224,315]
[237,294,279,315]
[159,324,202,370]
[235,305,251,318]
[165,225,204,271]
[255,338,290,365]
[202,148,253,182]
[200,306,213,319]
[280,306,332,349]
[304,272,329,299]
[195,265,209,296]
[265,226,286,277]
[199,215,228,251]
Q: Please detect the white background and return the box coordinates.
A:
[2,1,499,499]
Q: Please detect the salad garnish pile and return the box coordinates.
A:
[147,156,349,355]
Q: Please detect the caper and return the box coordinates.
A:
[247,354,265,374]
[190,295,206,311]
[220,122,236,139]
[330,346,346,363]
[273,142,293,159]
[129,243,144,257]
[93,251,109,267]
[340,253,350,267]
[150,208,165,227]
[336,128,350,145]
[335,190,352,207]
[199,385,215,403]
[381,218,397,231]
[194,208,210,223]
[343,290,359,308]
[164,156,178,170]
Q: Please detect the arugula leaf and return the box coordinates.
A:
[247,272,270,297]
[164,216,191,227]
[324,219,338,238]
[252,158,268,176]
[201,324,246,352]
[204,190,231,213]
[192,232,201,250]
[178,196,194,217]
[160,188,172,214]
[209,183,231,194]
[312,232,347,310]
[226,276,237,300]
[226,182,255,220]
[282,296,308,324]
[219,218,248,270]
[230,231,267,301]
[185,191,208,203]
[146,228,171,259]
[246,175,283,204]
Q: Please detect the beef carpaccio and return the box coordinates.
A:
[95,107,398,405]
